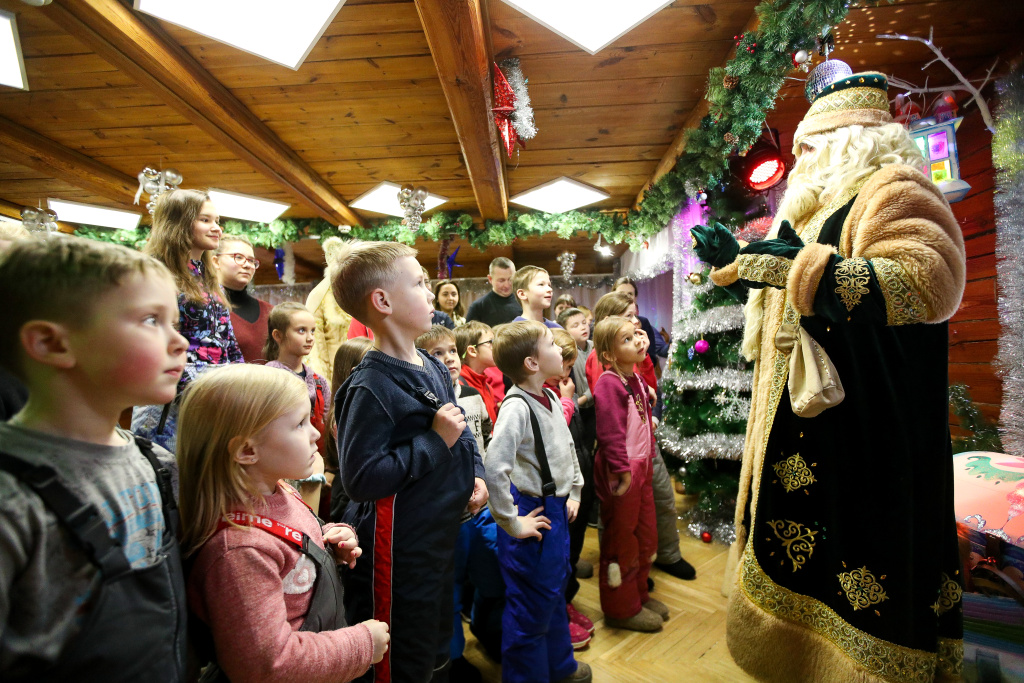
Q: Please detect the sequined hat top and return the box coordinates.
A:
[794,69,894,147]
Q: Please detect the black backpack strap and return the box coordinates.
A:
[502,392,556,497]
[358,355,444,412]
[0,451,133,580]
[134,436,180,538]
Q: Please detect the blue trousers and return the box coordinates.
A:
[452,510,506,660]
[496,487,576,683]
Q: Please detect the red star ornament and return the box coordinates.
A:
[492,62,518,158]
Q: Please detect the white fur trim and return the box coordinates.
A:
[282,554,317,594]
[650,553,658,563]
[608,562,622,588]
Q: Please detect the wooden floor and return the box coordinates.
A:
[462,494,758,682]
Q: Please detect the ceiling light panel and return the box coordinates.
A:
[207,189,290,223]
[47,199,141,231]
[510,177,610,214]
[498,0,673,54]
[134,0,347,70]
[350,181,448,218]
[0,10,28,90]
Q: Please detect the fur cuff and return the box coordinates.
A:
[787,243,837,316]
[608,562,622,588]
[710,260,740,286]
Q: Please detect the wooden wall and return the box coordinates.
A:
[948,107,1001,429]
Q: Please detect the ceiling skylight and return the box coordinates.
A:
[207,189,290,223]
[510,177,610,214]
[498,0,674,54]
[350,182,448,218]
[134,0,347,70]
[47,199,142,231]
[0,10,27,90]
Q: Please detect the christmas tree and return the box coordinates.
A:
[658,270,749,544]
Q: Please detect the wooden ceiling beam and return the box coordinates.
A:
[40,0,366,227]
[634,12,761,210]
[414,0,508,220]
[0,115,140,211]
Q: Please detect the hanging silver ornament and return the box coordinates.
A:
[162,168,182,187]
[556,251,577,279]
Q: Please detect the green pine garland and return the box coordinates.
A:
[949,384,1003,454]
[75,0,855,251]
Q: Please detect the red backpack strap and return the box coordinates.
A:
[218,511,309,550]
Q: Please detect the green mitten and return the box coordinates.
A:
[690,222,740,268]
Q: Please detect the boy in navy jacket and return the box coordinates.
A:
[331,241,487,682]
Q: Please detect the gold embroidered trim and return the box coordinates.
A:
[807,86,890,117]
[936,638,964,677]
[767,519,817,572]
[833,258,871,311]
[737,253,791,288]
[872,257,929,325]
[740,552,947,683]
[772,453,816,493]
[838,565,889,611]
[931,573,963,616]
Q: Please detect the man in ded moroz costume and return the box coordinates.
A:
[692,65,966,682]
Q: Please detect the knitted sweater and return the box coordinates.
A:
[484,386,583,537]
[187,484,373,683]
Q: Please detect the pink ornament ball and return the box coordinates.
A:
[695,339,710,354]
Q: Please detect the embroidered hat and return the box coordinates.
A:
[793,71,893,149]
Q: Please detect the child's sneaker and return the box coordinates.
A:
[604,606,663,632]
[556,661,592,682]
[567,603,595,634]
[569,621,592,650]
[575,558,594,579]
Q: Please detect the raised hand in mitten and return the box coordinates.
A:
[739,220,804,259]
[690,222,740,269]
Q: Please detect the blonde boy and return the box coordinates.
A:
[0,236,190,680]
[485,321,590,683]
[455,320,498,426]
[513,265,560,328]
[331,240,487,682]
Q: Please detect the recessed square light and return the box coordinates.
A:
[0,10,28,90]
[510,177,610,214]
[349,181,448,218]
[134,0,347,70]
[498,0,673,54]
[207,189,290,223]
[47,199,142,231]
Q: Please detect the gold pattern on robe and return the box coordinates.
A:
[931,573,962,616]
[872,257,929,325]
[833,257,871,311]
[937,638,964,677]
[767,519,817,571]
[737,254,791,288]
[838,565,889,611]
[772,453,816,493]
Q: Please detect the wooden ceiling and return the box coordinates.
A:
[0,0,1020,283]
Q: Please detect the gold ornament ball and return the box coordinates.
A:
[688,272,703,285]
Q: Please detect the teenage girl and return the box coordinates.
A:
[592,316,668,633]
[132,189,242,451]
[178,364,389,683]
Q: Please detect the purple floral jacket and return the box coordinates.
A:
[178,259,243,385]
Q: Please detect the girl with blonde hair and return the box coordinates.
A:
[132,189,242,450]
[178,363,389,682]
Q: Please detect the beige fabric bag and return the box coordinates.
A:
[774,323,844,418]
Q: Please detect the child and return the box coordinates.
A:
[264,301,332,510]
[178,364,389,682]
[556,307,594,413]
[455,320,498,427]
[326,337,374,523]
[552,294,577,320]
[486,321,591,683]
[419,325,489,455]
[331,240,487,682]
[513,266,560,328]
[584,293,656,395]
[592,316,666,633]
[0,236,189,679]
[548,330,597,649]
[133,189,243,451]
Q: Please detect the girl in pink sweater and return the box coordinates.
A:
[592,316,668,634]
[177,364,389,683]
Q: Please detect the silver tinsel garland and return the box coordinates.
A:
[673,304,745,342]
[498,58,537,141]
[661,367,753,393]
[685,511,737,546]
[655,424,745,461]
[995,65,1024,456]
